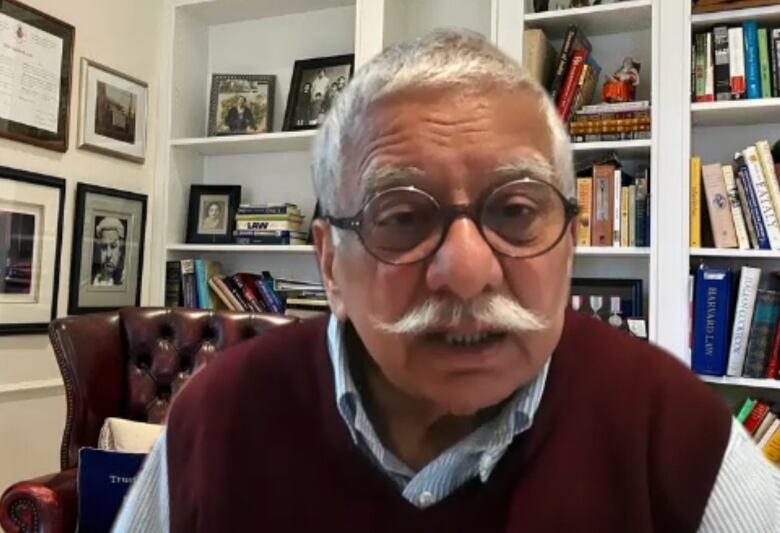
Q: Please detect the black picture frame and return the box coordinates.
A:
[186,185,241,244]
[208,74,276,136]
[0,166,65,335]
[283,54,355,131]
[571,277,644,320]
[0,0,75,152]
[68,183,148,315]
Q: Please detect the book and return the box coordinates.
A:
[743,289,780,378]
[701,163,738,248]
[694,33,709,102]
[261,271,287,312]
[744,400,771,434]
[727,266,761,376]
[234,213,305,222]
[773,29,780,97]
[692,265,733,376]
[734,168,760,248]
[194,259,212,310]
[766,323,780,379]
[743,146,780,249]
[744,21,761,99]
[208,277,237,311]
[720,165,750,250]
[235,219,303,232]
[558,48,588,121]
[231,273,266,313]
[754,411,778,443]
[164,260,182,307]
[691,156,702,247]
[613,169,622,247]
[758,27,773,98]
[729,26,747,99]
[736,397,757,423]
[237,203,301,215]
[755,140,780,232]
[549,25,591,104]
[735,158,769,249]
[714,26,731,101]
[221,276,253,311]
[628,184,637,247]
[254,276,283,314]
[620,185,630,247]
[523,29,555,87]
[635,170,649,247]
[591,164,615,247]
[212,277,244,311]
[758,418,780,450]
[705,31,715,101]
[180,259,198,309]
[576,176,592,246]
[762,424,780,463]
[571,58,600,114]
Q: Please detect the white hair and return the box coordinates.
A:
[311,28,573,223]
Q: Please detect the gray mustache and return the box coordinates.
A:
[373,293,548,335]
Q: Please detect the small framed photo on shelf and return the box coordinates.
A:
[0,166,65,334]
[283,54,354,131]
[186,185,241,244]
[570,277,644,323]
[78,58,149,163]
[0,0,75,152]
[208,74,275,136]
[68,183,147,315]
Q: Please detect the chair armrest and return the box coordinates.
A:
[0,469,77,533]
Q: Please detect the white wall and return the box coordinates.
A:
[0,0,163,491]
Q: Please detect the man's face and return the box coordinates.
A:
[237,96,246,109]
[98,229,123,275]
[315,86,574,417]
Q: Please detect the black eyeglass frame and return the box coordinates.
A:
[325,177,580,265]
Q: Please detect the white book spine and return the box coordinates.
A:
[754,413,778,443]
[613,169,621,246]
[756,140,780,229]
[729,27,745,95]
[721,165,751,250]
[758,419,780,450]
[705,32,715,98]
[727,266,762,376]
[744,145,780,249]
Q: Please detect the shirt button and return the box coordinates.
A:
[418,491,434,508]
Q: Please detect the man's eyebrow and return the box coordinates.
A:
[360,165,426,197]
[493,160,556,182]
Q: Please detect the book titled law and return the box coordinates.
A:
[692,266,733,376]
[743,290,780,378]
[744,21,762,99]
[591,164,614,246]
[576,176,592,246]
[701,163,738,248]
[727,266,761,376]
[729,26,746,99]
[744,400,771,435]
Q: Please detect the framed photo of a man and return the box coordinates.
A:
[0,166,64,334]
[186,185,241,244]
[208,74,275,136]
[78,58,149,163]
[68,183,147,315]
[283,54,354,131]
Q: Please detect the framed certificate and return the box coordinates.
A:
[0,1,74,152]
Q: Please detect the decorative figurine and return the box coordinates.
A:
[602,57,641,103]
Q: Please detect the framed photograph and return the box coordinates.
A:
[186,185,241,244]
[283,54,354,131]
[570,278,644,321]
[68,184,147,315]
[78,58,149,163]
[0,0,74,152]
[208,74,275,136]
[0,166,64,334]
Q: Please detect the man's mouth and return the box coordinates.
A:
[422,330,508,348]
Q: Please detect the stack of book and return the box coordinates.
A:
[691,139,780,250]
[569,101,651,143]
[233,203,307,245]
[575,160,650,248]
[692,21,780,102]
[735,397,780,465]
[273,277,329,319]
[691,264,780,380]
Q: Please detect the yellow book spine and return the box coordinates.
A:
[763,425,780,463]
[621,186,630,247]
[576,177,592,247]
[691,156,702,247]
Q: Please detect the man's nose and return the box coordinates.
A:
[425,216,503,300]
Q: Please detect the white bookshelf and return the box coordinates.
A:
[170,131,315,156]
[571,139,652,158]
[575,247,651,257]
[691,98,780,127]
[691,4,780,30]
[691,248,780,259]
[523,0,652,38]
[700,375,780,391]
[166,244,316,254]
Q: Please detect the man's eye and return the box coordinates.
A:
[375,209,418,227]
[500,203,537,219]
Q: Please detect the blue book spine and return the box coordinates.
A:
[194,259,211,309]
[692,266,733,376]
[736,162,770,249]
[254,278,281,313]
[635,196,647,247]
[262,272,287,312]
[745,21,762,99]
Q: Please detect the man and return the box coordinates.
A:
[115,30,780,532]
[309,91,324,125]
[294,82,312,125]
[225,95,256,132]
[92,217,125,286]
[310,68,330,102]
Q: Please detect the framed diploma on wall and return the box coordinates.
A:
[0,1,74,152]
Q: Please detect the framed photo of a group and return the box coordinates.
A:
[0,166,65,335]
[68,184,147,315]
[283,54,354,131]
[0,0,74,152]
[78,58,149,163]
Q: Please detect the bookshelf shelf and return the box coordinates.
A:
[691,4,780,31]
[571,139,652,158]
[523,0,652,39]
[177,0,356,26]
[575,247,650,257]
[691,98,780,127]
[691,248,780,259]
[699,375,780,390]
[170,131,316,156]
[166,244,316,254]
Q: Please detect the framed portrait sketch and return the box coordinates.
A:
[283,54,354,131]
[0,166,64,334]
[208,74,275,136]
[0,0,74,152]
[78,58,149,163]
[186,185,241,244]
[68,184,147,315]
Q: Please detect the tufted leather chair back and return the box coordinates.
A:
[49,307,296,470]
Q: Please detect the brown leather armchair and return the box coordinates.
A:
[0,307,295,533]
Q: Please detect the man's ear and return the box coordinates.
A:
[313,219,347,320]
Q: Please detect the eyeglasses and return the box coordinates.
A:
[326,177,579,265]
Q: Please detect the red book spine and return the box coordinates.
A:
[767,322,780,379]
[231,274,266,313]
[745,401,771,434]
[557,49,588,122]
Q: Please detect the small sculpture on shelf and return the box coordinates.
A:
[602,57,641,103]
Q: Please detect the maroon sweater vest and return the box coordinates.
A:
[167,310,732,532]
